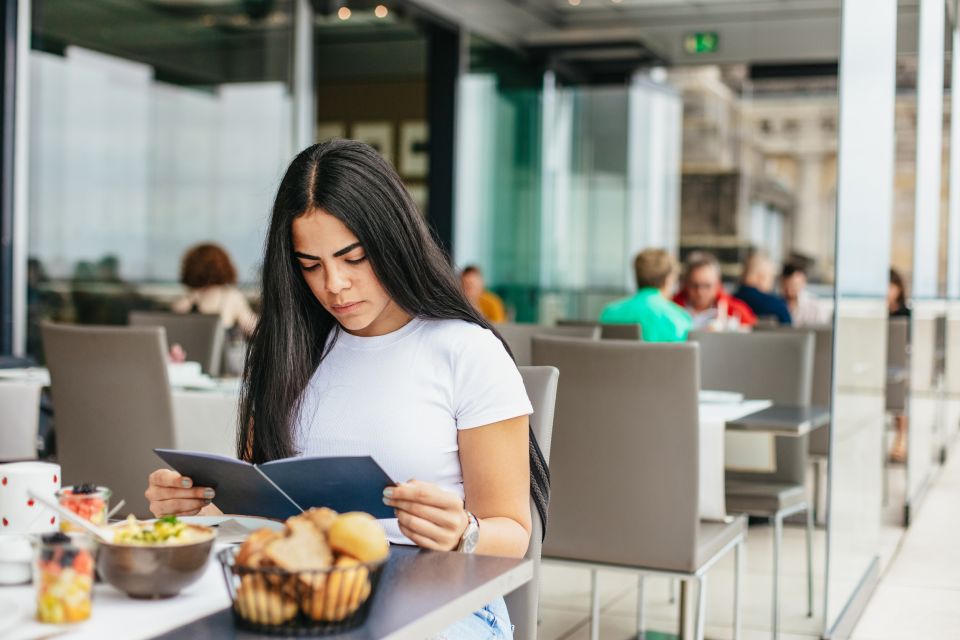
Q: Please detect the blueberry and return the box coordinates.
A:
[41,532,71,546]
[60,548,77,566]
[73,483,97,495]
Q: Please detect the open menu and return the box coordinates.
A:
[154,449,396,520]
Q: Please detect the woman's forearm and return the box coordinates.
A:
[474,516,530,558]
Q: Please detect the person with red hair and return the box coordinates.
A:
[172,243,257,337]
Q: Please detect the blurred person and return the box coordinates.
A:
[600,248,692,342]
[172,243,257,337]
[460,265,506,323]
[781,262,831,326]
[673,251,757,330]
[735,252,792,325]
[888,268,911,317]
[888,267,910,462]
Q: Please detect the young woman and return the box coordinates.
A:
[145,140,546,637]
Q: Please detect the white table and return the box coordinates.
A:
[0,368,239,461]
[697,399,773,522]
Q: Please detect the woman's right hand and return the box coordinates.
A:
[145,469,215,517]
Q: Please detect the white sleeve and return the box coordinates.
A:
[453,328,534,430]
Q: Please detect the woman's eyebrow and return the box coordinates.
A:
[293,243,361,261]
[333,242,362,257]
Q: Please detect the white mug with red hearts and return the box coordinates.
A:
[0,461,61,533]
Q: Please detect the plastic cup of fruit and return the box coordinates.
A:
[56,485,111,533]
[34,532,95,624]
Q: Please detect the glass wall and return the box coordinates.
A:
[26,0,295,356]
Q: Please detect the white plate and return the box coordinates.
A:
[0,597,20,637]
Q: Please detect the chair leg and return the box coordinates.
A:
[733,541,743,640]
[693,575,707,640]
[590,568,600,640]
[773,513,783,640]
[806,506,814,617]
[636,575,645,639]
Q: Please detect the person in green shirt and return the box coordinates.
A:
[600,248,693,342]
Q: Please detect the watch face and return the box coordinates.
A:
[462,526,479,553]
[460,513,480,553]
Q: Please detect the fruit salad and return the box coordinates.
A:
[56,484,111,533]
[35,532,95,624]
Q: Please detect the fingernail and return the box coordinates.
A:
[382,497,393,506]
[382,488,393,498]
[204,499,212,506]
[203,488,215,499]
[180,478,192,488]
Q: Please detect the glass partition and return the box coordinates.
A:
[26,0,295,357]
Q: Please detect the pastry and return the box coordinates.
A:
[327,512,389,563]
[235,575,298,625]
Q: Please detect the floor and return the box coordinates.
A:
[538,523,828,640]
[534,453,936,640]
[850,442,960,640]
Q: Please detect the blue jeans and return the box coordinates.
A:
[431,597,513,639]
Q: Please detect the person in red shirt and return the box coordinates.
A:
[673,251,757,330]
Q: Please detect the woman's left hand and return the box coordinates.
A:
[383,480,469,551]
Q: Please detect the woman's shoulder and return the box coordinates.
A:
[417,318,509,359]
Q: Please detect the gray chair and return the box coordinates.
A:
[533,336,746,640]
[755,324,834,523]
[42,322,176,518]
[689,330,815,638]
[504,366,559,640]
[556,319,642,341]
[600,323,642,341]
[497,323,599,366]
[886,318,910,413]
[129,311,225,377]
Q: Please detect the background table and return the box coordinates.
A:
[725,404,830,437]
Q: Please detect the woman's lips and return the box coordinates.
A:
[331,301,363,314]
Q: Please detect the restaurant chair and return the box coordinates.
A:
[533,336,746,640]
[600,323,642,340]
[690,330,815,638]
[497,323,599,366]
[556,320,642,341]
[884,318,910,502]
[505,366,559,640]
[42,322,176,518]
[755,325,834,524]
[129,311,225,377]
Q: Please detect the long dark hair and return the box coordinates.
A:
[238,140,549,532]
[237,140,550,534]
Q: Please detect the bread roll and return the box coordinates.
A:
[236,529,283,568]
[301,556,371,621]
[327,512,389,563]
[236,575,298,625]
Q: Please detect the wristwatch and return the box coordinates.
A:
[457,510,480,553]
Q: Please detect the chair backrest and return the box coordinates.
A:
[533,336,702,572]
[886,317,909,412]
[129,311,225,377]
[600,323,642,341]
[754,324,834,457]
[689,330,814,485]
[505,366,559,640]
[42,323,176,517]
[497,323,600,366]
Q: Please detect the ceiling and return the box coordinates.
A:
[409,0,928,71]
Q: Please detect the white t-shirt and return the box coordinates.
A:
[293,317,533,544]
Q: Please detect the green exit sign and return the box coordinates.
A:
[684,32,719,54]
